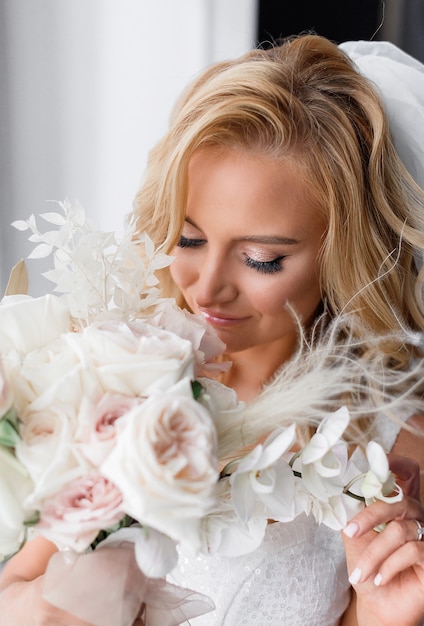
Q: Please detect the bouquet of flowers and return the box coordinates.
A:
[0,201,403,626]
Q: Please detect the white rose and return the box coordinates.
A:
[66,320,195,396]
[0,447,35,560]
[11,334,88,416]
[151,299,230,376]
[101,379,218,550]
[0,294,71,356]
[0,358,13,418]
[16,406,87,506]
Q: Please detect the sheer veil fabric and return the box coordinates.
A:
[340,40,424,191]
[341,40,424,274]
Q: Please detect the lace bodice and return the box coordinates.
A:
[171,514,349,626]
[169,411,408,626]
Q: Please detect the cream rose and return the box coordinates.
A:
[0,294,71,356]
[151,299,230,376]
[11,334,87,416]
[16,406,87,507]
[0,358,13,419]
[66,320,195,396]
[101,379,218,550]
[0,447,35,560]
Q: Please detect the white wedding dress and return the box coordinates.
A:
[172,514,349,625]
[169,413,407,626]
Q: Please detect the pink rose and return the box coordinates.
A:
[76,393,143,466]
[36,473,124,552]
[101,379,218,551]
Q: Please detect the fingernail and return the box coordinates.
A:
[349,567,362,585]
[374,573,382,586]
[343,522,359,538]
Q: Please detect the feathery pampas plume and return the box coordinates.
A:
[215,312,424,459]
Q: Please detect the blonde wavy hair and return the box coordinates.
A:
[134,34,424,375]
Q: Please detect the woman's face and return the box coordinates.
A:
[170,147,326,363]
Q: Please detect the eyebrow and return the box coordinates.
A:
[241,235,300,245]
[184,218,300,245]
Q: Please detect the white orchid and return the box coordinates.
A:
[199,480,268,557]
[361,441,403,504]
[298,406,350,500]
[230,423,297,523]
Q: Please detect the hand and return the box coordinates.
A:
[0,576,94,626]
[342,456,424,626]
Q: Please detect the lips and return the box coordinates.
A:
[197,308,249,327]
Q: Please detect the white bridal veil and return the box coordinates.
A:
[340,40,424,191]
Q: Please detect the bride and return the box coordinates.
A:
[2,34,424,626]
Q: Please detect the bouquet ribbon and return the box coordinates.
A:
[42,542,215,626]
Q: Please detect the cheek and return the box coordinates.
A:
[249,267,321,316]
[169,254,194,290]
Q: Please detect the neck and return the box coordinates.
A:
[222,337,298,402]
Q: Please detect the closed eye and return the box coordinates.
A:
[177,235,206,248]
[243,255,286,274]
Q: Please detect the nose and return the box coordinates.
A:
[194,249,238,308]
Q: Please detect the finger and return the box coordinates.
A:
[344,496,424,539]
[374,540,424,587]
[388,453,421,501]
[345,518,419,585]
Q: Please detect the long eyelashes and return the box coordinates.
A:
[177,235,285,274]
[243,255,285,274]
[177,235,205,248]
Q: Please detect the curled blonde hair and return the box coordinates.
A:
[134,34,424,371]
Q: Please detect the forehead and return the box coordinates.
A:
[186,147,325,236]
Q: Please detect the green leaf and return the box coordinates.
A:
[0,411,20,448]
[90,514,136,550]
[24,511,40,527]
[191,379,204,400]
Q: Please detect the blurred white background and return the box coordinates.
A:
[0,0,258,295]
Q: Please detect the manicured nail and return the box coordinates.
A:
[349,568,362,585]
[343,522,359,538]
[374,573,382,586]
